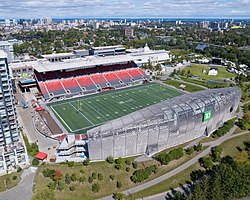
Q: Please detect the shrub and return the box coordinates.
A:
[65,173,71,184]
[125,159,132,165]
[32,158,40,166]
[70,173,77,182]
[130,165,158,183]
[132,161,138,169]
[78,176,86,183]
[98,173,103,181]
[42,168,55,179]
[53,170,62,181]
[116,181,122,189]
[115,157,124,165]
[194,143,203,152]
[17,166,22,173]
[211,146,223,162]
[67,161,75,167]
[109,174,115,180]
[83,158,90,166]
[126,167,130,172]
[80,169,84,174]
[106,156,114,164]
[12,175,17,181]
[88,176,93,183]
[57,181,64,191]
[155,147,184,165]
[115,164,122,170]
[47,181,56,191]
[92,172,97,179]
[69,185,76,191]
[114,192,125,200]
[186,147,194,155]
[91,183,100,193]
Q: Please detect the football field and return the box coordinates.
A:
[49,83,183,134]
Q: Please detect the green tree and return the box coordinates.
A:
[98,173,103,181]
[92,183,100,193]
[92,172,97,179]
[106,156,114,164]
[186,147,194,155]
[116,181,122,189]
[211,146,223,162]
[83,158,90,166]
[88,176,93,183]
[65,173,71,184]
[70,173,77,182]
[198,157,213,169]
[114,192,125,200]
[32,158,40,166]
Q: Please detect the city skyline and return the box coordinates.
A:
[0,0,250,19]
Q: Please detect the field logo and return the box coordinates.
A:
[203,110,212,122]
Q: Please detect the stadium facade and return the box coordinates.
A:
[86,87,241,160]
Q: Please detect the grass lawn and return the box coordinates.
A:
[49,83,183,134]
[0,172,22,192]
[220,132,250,157]
[164,79,204,92]
[183,64,235,81]
[33,146,204,200]
[126,163,201,200]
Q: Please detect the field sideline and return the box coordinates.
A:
[49,83,183,134]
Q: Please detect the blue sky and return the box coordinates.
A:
[0,0,249,19]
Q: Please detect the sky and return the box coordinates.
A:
[0,0,250,19]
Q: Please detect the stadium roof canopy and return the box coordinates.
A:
[12,49,170,73]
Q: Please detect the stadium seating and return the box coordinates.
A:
[103,72,121,86]
[115,70,133,83]
[61,78,82,93]
[127,68,146,81]
[39,82,50,99]
[45,81,66,96]
[90,74,109,87]
[76,76,97,90]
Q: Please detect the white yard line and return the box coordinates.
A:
[50,106,73,132]
[69,102,94,126]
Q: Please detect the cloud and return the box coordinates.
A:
[0,0,249,18]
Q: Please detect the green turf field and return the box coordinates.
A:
[49,83,183,134]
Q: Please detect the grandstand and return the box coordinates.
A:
[34,60,149,101]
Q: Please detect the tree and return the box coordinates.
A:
[211,146,223,162]
[115,157,124,165]
[57,181,64,191]
[92,172,97,179]
[78,176,86,183]
[198,157,213,169]
[67,161,75,167]
[32,189,55,200]
[65,173,71,184]
[69,186,76,191]
[98,173,103,181]
[125,159,132,165]
[88,176,93,183]
[83,158,90,166]
[194,143,203,151]
[115,164,122,170]
[186,147,194,155]
[132,161,138,169]
[47,181,56,191]
[109,174,115,180]
[116,181,122,189]
[92,183,100,193]
[126,167,130,172]
[32,158,40,166]
[106,156,114,164]
[53,170,62,182]
[70,173,77,182]
[114,192,125,200]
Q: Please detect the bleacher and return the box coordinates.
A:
[36,62,149,100]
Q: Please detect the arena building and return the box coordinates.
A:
[56,86,241,161]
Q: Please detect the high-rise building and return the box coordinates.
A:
[123,27,134,38]
[0,39,22,63]
[0,51,28,175]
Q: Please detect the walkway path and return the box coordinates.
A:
[0,167,37,200]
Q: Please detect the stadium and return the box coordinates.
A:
[31,52,241,162]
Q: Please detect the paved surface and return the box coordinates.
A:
[16,91,59,157]
[0,167,37,200]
